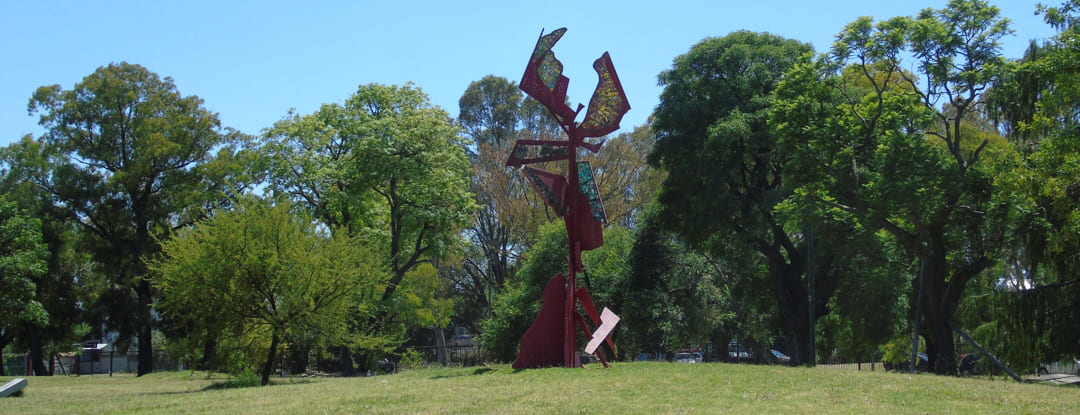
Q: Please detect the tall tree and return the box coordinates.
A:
[648,31,823,364]
[263,83,474,365]
[23,62,237,375]
[621,204,739,360]
[1,140,95,376]
[772,0,1015,373]
[458,75,522,147]
[0,195,48,376]
[974,0,1080,369]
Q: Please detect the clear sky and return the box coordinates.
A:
[0,1,1059,148]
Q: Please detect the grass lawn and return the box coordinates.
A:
[2,362,1078,414]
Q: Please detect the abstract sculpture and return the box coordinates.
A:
[508,28,629,369]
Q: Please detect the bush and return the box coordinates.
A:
[400,348,424,370]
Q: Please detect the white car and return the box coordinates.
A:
[675,352,702,363]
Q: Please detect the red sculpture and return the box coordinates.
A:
[508,28,629,369]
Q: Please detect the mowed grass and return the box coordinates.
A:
[2,362,1078,414]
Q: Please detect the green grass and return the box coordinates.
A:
[2,363,1077,414]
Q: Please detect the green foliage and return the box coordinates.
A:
[458,75,522,146]
[152,196,387,384]
[621,206,736,358]
[19,62,241,375]
[399,348,425,370]
[649,30,828,364]
[0,195,48,329]
[479,222,567,362]
[263,84,475,361]
[773,0,1017,373]
[879,333,925,368]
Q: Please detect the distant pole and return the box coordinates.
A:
[911,259,925,374]
[807,228,815,367]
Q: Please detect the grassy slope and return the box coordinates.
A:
[1,363,1077,414]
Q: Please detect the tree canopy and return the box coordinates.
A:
[0,195,47,337]
[772,0,1016,373]
[263,83,473,368]
[649,30,823,364]
[152,197,386,385]
[17,62,238,375]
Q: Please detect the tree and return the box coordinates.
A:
[772,0,1015,373]
[263,83,474,366]
[648,31,824,364]
[458,75,523,147]
[620,204,738,360]
[152,197,384,385]
[0,195,48,376]
[969,0,1080,369]
[22,62,238,375]
[590,123,665,229]
[1,141,95,376]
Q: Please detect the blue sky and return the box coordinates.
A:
[0,1,1059,148]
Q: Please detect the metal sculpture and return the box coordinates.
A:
[508,28,629,369]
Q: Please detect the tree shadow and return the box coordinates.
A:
[428,366,498,379]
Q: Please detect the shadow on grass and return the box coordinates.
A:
[202,378,314,391]
[429,367,498,380]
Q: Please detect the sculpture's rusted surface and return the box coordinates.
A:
[510,28,629,369]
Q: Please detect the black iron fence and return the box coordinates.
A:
[2,351,180,376]
[400,345,484,368]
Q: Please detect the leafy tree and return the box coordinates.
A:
[0,195,48,376]
[591,123,665,229]
[969,0,1080,369]
[772,0,1015,373]
[1,144,96,376]
[621,205,737,360]
[151,197,386,385]
[21,62,238,375]
[263,83,474,367]
[648,31,824,364]
[479,222,568,362]
[458,75,523,146]
[452,77,537,334]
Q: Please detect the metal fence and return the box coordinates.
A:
[404,345,484,368]
[3,351,180,376]
[815,361,885,372]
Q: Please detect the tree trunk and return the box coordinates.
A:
[434,326,448,367]
[26,323,49,376]
[0,330,9,376]
[921,267,958,375]
[341,346,356,376]
[199,335,217,370]
[261,333,281,386]
[770,258,810,365]
[137,278,154,376]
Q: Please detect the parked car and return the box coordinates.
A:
[770,349,791,364]
[728,343,760,363]
[675,352,702,363]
